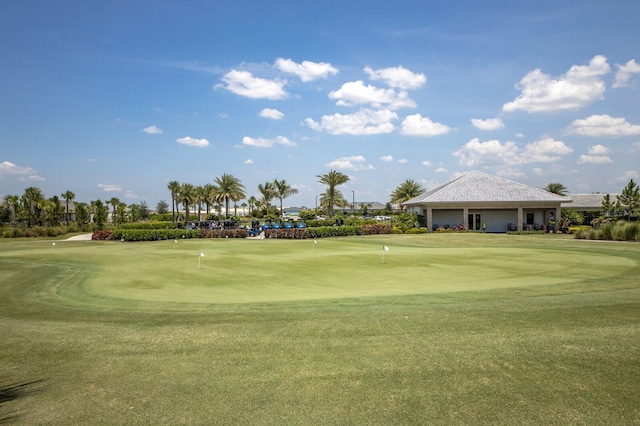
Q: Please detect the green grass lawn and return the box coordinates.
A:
[1,234,639,424]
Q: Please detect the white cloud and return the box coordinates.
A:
[502,55,610,112]
[618,170,639,181]
[219,70,288,100]
[143,125,163,134]
[454,137,572,167]
[470,117,505,131]
[19,175,45,182]
[565,114,640,137]
[242,136,296,148]
[421,160,431,166]
[520,138,573,163]
[588,144,610,155]
[176,136,209,147]
[305,109,397,135]
[435,167,448,173]
[577,154,613,165]
[496,168,526,179]
[259,108,284,120]
[613,59,640,88]
[328,81,415,109]
[124,190,138,199]
[244,159,254,164]
[453,138,519,166]
[533,167,543,176]
[400,113,453,137]
[515,132,524,138]
[326,155,373,171]
[397,158,408,164]
[363,66,426,89]
[97,184,122,192]
[0,161,37,178]
[380,155,394,162]
[275,58,338,82]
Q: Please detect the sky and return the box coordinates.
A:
[1,1,639,209]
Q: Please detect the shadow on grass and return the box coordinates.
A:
[0,380,45,424]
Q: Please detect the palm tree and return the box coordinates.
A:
[179,183,197,222]
[23,187,43,227]
[544,183,568,196]
[214,174,246,218]
[4,195,19,225]
[61,190,75,226]
[316,170,350,218]
[241,202,247,216]
[257,181,276,215]
[389,179,425,210]
[108,197,121,225]
[273,179,299,218]
[195,185,206,221]
[319,188,349,212]
[247,196,258,215]
[167,181,181,222]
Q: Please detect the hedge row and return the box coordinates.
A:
[263,223,393,239]
[575,220,640,241]
[117,222,181,230]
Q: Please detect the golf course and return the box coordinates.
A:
[1,233,639,424]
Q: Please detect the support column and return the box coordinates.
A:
[426,207,433,232]
[555,207,561,232]
[462,207,468,230]
[517,207,523,231]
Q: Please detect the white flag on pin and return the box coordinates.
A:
[383,245,389,252]
[200,252,205,257]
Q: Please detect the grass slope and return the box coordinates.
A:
[0,234,639,424]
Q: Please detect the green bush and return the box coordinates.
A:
[405,227,429,234]
[568,225,592,234]
[117,222,181,230]
[576,220,639,242]
[109,229,200,241]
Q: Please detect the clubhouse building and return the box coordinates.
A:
[403,170,570,233]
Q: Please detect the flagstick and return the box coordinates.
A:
[52,242,55,254]
[197,254,201,270]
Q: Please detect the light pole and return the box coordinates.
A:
[315,195,318,217]
[351,191,355,215]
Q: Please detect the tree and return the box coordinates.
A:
[91,199,108,229]
[273,179,299,218]
[75,202,89,226]
[214,174,246,218]
[23,187,44,227]
[155,200,169,215]
[247,196,257,215]
[618,179,639,221]
[108,197,121,225]
[179,183,197,222]
[600,194,617,219]
[61,190,75,226]
[167,181,181,223]
[257,181,276,215]
[319,188,349,212]
[393,212,418,233]
[202,183,217,217]
[389,179,425,210]
[544,183,568,196]
[316,170,350,218]
[4,195,19,225]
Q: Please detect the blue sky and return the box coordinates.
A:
[1,1,639,208]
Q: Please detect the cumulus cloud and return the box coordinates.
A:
[275,58,338,82]
[565,114,640,137]
[588,144,611,155]
[453,137,572,166]
[0,161,37,178]
[502,55,610,112]
[97,184,122,192]
[613,59,640,88]
[397,158,408,164]
[328,81,416,109]
[244,159,254,164]
[617,170,639,181]
[421,160,431,166]
[470,117,505,131]
[577,155,613,164]
[176,136,210,147]
[363,66,426,89]
[400,114,453,137]
[326,155,374,171]
[242,136,296,148]
[259,108,284,120]
[143,125,163,134]
[218,70,288,100]
[305,109,397,135]
[124,190,138,199]
[380,155,394,162]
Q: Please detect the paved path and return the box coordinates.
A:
[65,233,93,241]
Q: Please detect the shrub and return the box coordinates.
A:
[117,222,181,230]
[200,229,248,239]
[92,230,113,240]
[405,227,429,234]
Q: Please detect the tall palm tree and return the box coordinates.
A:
[202,183,217,217]
[319,188,349,211]
[273,179,299,218]
[23,187,44,227]
[179,183,197,222]
[214,174,246,218]
[257,181,275,215]
[389,179,425,211]
[316,170,350,218]
[4,194,19,225]
[544,183,568,196]
[108,197,121,225]
[61,190,75,226]
[167,181,181,222]
[247,196,258,215]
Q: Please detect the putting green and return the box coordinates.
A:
[2,235,635,308]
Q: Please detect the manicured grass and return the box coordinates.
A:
[1,234,639,424]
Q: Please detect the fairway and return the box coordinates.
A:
[1,234,639,424]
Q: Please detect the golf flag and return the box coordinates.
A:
[200,252,205,257]
[52,242,56,246]
[313,239,317,244]
[197,252,204,269]
[383,245,389,251]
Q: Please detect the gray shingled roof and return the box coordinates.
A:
[562,193,618,210]
[404,170,570,205]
